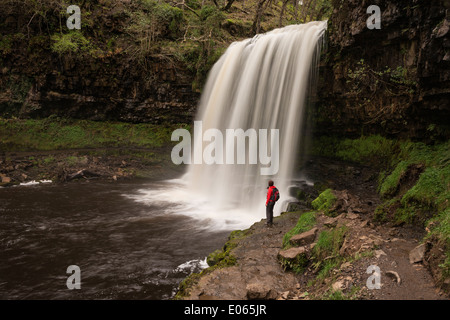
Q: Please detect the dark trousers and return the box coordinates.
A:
[266,202,275,225]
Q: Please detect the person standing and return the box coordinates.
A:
[265,180,279,227]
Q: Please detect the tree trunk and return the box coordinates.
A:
[252,0,269,34]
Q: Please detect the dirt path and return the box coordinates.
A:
[359,225,444,300]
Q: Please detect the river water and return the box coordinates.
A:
[0,179,235,300]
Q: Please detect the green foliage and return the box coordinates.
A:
[347,59,417,97]
[335,135,397,165]
[50,31,92,55]
[311,135,397,166]
[282,211,316,248]
[279,250,309,274]
[206,229,248,268]
[373,198,397,223]
[401,166,450,209]
[175,228,248,299]
[312,189,337,216]
[321,285,361,300]
[0,117,188,151]
[307,226,347,282]
[426,209,450,280]
[313,226,348,261]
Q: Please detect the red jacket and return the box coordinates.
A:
[266,186,276,206]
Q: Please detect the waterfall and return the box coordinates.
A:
[130,21,327,230]
[182,21,328,226]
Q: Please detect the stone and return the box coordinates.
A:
[289,227,318,246]
[1,176,11,183]
[409,244,426,264]
[278,246,307,261]
[246,283,278,300]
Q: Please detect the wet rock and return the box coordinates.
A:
[409,244,426,264]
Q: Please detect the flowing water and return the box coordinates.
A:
[185,21,327,219]
[0,180,230,299]
[1,21,327,299]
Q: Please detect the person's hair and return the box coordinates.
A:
[268,180,274,186]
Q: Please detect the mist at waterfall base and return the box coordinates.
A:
[131,21,328,231]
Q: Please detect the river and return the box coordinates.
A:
[0,179,234,300]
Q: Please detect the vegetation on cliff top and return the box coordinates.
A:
[0,0,333,93]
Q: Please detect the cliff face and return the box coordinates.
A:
[1,53,198,124]
[0,1,199,124]
[315,0,449,140]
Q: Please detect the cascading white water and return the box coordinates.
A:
[183,21,328,223]
[129,21,327,231]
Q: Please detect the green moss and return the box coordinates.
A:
[307,226,348,285]
[373,198,398,223]
[311,135,397,166]
[0,117,189,151]
[282,211,317,248]
[425,208,450,282]
[174,228,248,299]
[401,166,450,209]
[312,189,337,216]
[198,229,248,272]
[279,250,309,274]
[313,226,348,261]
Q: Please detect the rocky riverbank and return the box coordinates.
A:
[0,118,187,187]
[176,157,449,300]
[0,147,183,187]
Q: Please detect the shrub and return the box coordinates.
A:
[312,189,337,216]
[51,31,91,55]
